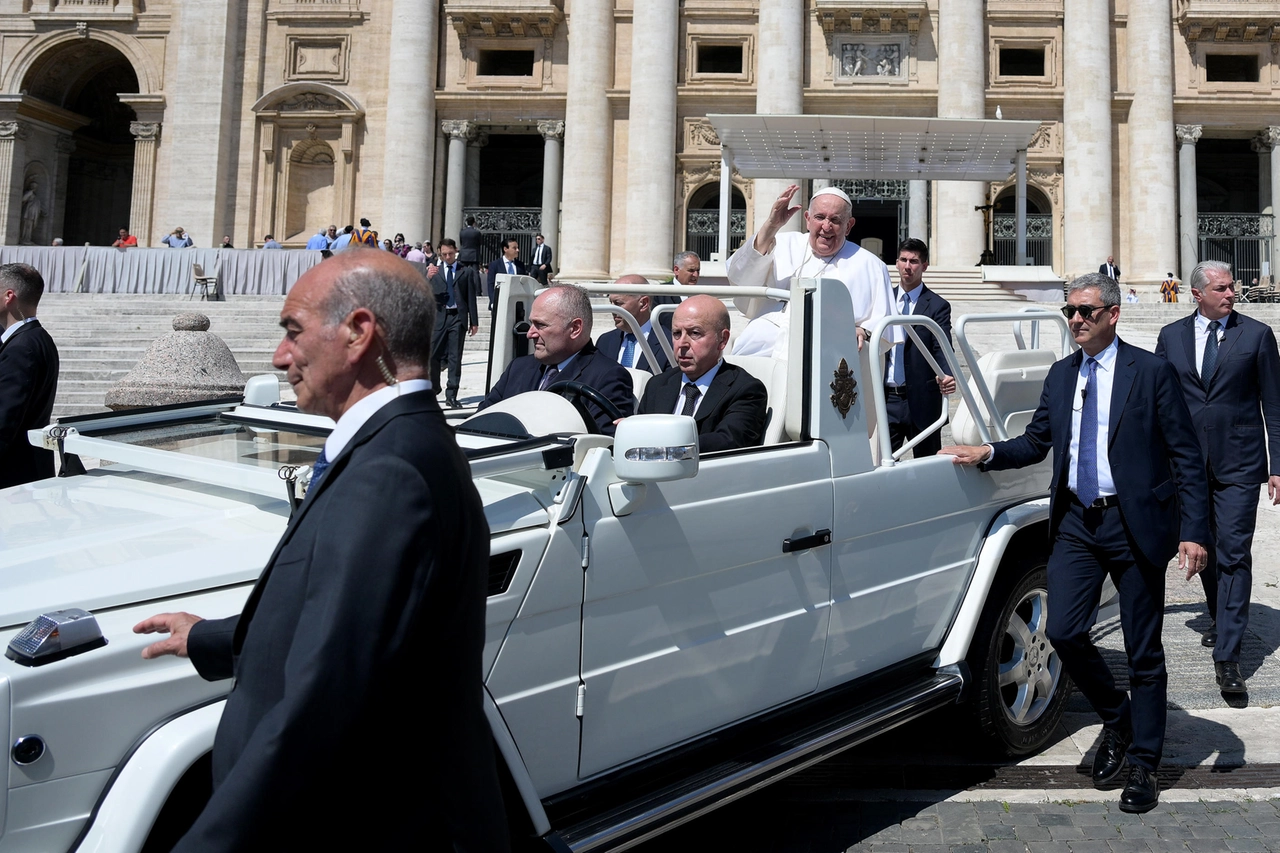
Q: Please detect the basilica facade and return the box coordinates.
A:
[2,0,1277,287]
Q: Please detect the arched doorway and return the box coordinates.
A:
[685,181,746,261]
[992,186,1053,267]
[22,40,140,245]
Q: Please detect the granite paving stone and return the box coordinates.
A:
[1014,826,1052,842]
[983,824,1019,840]
[1222,842,1269,853]
[1107,842,1151,853]
[1024,843,1073,853]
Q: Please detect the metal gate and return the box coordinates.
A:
[1198,213,1274,284]
[993,214,1053,266]
[463,207,541,268]
[685,210,746,261]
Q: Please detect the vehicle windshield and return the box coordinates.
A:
[98,419,326,469]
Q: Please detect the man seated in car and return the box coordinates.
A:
[480,283,634,434]
[637,295,767,452]
[596,274,673,373]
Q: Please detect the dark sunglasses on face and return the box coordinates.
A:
[1060,304,1111,321]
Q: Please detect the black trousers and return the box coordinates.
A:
[1198,478,1258,663]
[885,388,943,458]
[1047,499,1167,771]
[431,309,464,397]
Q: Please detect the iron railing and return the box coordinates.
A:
[992,214,1053,267]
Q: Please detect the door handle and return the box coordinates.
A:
[782,529,832,553]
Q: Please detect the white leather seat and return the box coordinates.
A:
[950,349,1056,447]
[625,367,652,405]
[723,354,789,444]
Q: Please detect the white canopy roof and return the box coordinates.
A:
[706,114,1042,182]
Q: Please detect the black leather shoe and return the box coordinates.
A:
[1119,765,1160,813]
[1092,727,1131,787]
[445,396,460,409]
[1202,623,1218,648]
[1215,660,1247,694]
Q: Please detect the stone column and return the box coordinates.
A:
[1063,0,1113,278]
[381,0,437,242]
[1124,0,1177,287]
[538,120,564,252]
[464,131,487,209]
[908,180,928,242]
[0,120,29,245]
[753,0,805,233]
[935,0,986,266]
[1269,127,1280,281]
[624,0,679,275]
[52,135,75,244]
[441,120,475,243]
[128,122,161,247]
[1254,133,1272,214]
[1176,124,1202,280]
[559,0,614,279]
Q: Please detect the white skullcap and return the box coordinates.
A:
[811,186,852,206]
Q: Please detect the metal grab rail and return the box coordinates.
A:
[594,305,676,370]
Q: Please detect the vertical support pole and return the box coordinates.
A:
[717,149,731,261]
[1015,148,1028,266]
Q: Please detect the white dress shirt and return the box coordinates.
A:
[673,359,724,417]
[615,320,654,365]
[1066,338,1118,498]
[323,379,433,461]
[1194,311,1227,378]
[887,283,922,386]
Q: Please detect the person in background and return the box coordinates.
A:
[263,234,283,249]
[112,228,138,248]
[161,227,194,248]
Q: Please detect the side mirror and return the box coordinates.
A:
[613,415,699,484]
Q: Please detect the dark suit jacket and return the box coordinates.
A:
[428,262,481,330]
[1099,262,1121,280]
[486,258,528,302]
[1155,310,1280,484]
[530,243,554,277]
[984,340,1209,567]
[0,319,59,489]
[457,225,482,264]
[638,361,768,453]
[183,393,507,852]
[478,340,635,434]
[596,320,673,373]
[895,284,953,430]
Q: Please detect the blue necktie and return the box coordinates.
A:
[311,447,331,487]
[1077,357,1099,507]
[1202,320,1220,382]
[620,333,636,368]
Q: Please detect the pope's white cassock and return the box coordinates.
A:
[726,231,900,358]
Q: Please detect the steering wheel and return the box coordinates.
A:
[544,380,624,435]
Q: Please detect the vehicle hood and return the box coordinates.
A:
[0,470,287,629]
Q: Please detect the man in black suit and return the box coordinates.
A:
[0,263,59,489]
[884,238,956,457]
[480,283,633,434]
[457,215,482,266]
[943,273,1209,814]
[638,295,767,452]
[427,238,480,408]
[1155,260,1280,694]
[597,274,673,373]
[530,233,553,284]
[1099,255,1121,281]
[134,251,508,851]
[486,237,527,310]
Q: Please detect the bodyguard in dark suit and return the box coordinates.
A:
[480,283,634,434]
[457,215,482,265]
[1099,256,1121,281]
[637,295,767,452]
[1155,260,1280,694]
[135,251,508,852]
[943,273,1209,814]
[427,238,480,407]
[486,238,527,310]
[885,239,956,457]
[596,276,673,373]
[530,233,554,284]
[0,263,59,489]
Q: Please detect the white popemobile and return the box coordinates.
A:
[0,274,1110,851]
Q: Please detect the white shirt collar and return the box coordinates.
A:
[1081,337,1119,371]
[684,357,724,391]
[556,351,580,372]
[899,282,923,307]
[1,316,36,345]
[1195,311,1228,332]
[323,379,432,461]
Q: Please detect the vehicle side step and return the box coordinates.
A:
[550,670,964,852]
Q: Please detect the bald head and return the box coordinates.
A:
[610,274,653,332]
[671,295,731,380]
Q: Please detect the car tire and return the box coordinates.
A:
[968,560,1072,758]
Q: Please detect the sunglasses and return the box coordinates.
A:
[1060,304,1112,321]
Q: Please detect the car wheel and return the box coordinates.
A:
[968,561,1072,757]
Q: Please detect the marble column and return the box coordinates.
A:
[52,135,75,244]
[464,131,487,209]
[0,120,29,245]
[1269,127,1280,281]
[624,0,679,274]
[381,0,437,242]
[1063,0,1113,278]
[1176,124,1202,280]
[441,120,475,243]
[538,120,564,253]
[935,0,986,266]
[559,0,614,279]
[908,180,928,242]
[1254,134,1272,214]
[129,122,161,247]
[1124,0,1177,287]
[753,0,805,234]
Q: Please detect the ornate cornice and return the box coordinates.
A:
[446,4,563,41]
[813,2,926,44]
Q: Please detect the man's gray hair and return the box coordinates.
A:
[0,263,45,307]
[673,250,700,269]
[543,283,593,336]
[1189,260,1233,292]
[322,252,436,369]
[1067,272,1121,307]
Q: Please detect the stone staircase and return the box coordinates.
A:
[889,266,1028,302]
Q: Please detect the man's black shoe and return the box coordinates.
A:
[1092,727,1131,787]
[1202,623,1218,648]
[1118,765,1160,814]
[445,396,460,409]
[1215,660,1247,694]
